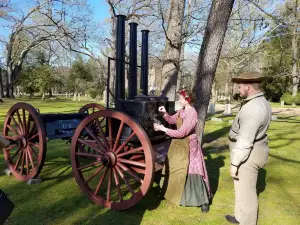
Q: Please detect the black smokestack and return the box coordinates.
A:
[115,15,126,100]
[128,22,138,99]
[140,30,149,96]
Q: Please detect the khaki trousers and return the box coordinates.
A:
[230,139,269,225]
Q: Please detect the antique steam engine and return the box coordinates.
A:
[108,15,175,140]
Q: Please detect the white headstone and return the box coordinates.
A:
[208,102,215,114]
[4,168,11,176]
[211,117,223,122]
[281,101,284,107]
[223,103,232,116]
[271,115,277,121]
[73,93,77,101]
[103,90,107,104]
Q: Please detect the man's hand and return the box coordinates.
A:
[230,165,238,179]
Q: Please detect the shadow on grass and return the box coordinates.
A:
[269,153,300,164]
[202,125,231,144]
[257,168,267,197]
[74,186,163,225]
[206,154,226,198]
[4,166,164,225]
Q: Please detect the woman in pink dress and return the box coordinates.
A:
[154,90,211,212]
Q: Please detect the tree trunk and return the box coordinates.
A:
[193,0,235,143]
[161,0,186,101]
[5,70,9,97]
[0,67,4,99]
[49,88,53,97]
[292,0,299,99]
[5,66,16,98]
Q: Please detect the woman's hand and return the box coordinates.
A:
[153,123,167,132]
[158,106,166,113]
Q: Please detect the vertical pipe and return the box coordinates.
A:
[115,15,126,100]
[106,57,111,109]
[141,30,149,96]
[128,22,138,99]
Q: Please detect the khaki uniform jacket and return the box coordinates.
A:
[229,92,272,166]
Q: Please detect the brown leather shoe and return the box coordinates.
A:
[225,215,239,224]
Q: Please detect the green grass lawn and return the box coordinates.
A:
[0,98,300,225]
[269,102,300,108]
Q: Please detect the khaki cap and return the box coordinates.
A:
[231,72,264,83]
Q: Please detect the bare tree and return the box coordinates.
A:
[0,0,11,19]
[193,0,235,142]
[160,0,186,100]
[0,66,4,100]
[291,0,299,97]
[247,0,299,98]
[1,0,92,98]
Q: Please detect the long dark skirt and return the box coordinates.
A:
[180,174,209,206]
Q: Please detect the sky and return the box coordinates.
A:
[0,0,111,36]
[88,0,110,22]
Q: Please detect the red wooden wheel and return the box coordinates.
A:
[71,110,154,210]
[2,102,47,181]
[79,103,105,114]
[79,103,105,154]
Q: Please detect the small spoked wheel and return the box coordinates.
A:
[2,103,47,181]
[79,103,105,115]
[79,103,105,154]
[71,110,154,210]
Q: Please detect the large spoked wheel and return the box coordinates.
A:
[2,103,47,181]
[71,110,154,210]
[79,103,105,114]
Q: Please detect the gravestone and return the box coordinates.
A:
[211,117,223,122]
[223,102,232,116]
[27,177,42,185]
[271,115,277,121]
[103,90,107,104]
[208,102,215,114]
[4,168,11,176]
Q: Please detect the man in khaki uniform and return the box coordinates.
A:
[225,72,272,225]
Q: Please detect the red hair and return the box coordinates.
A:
[179,90,192,103]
